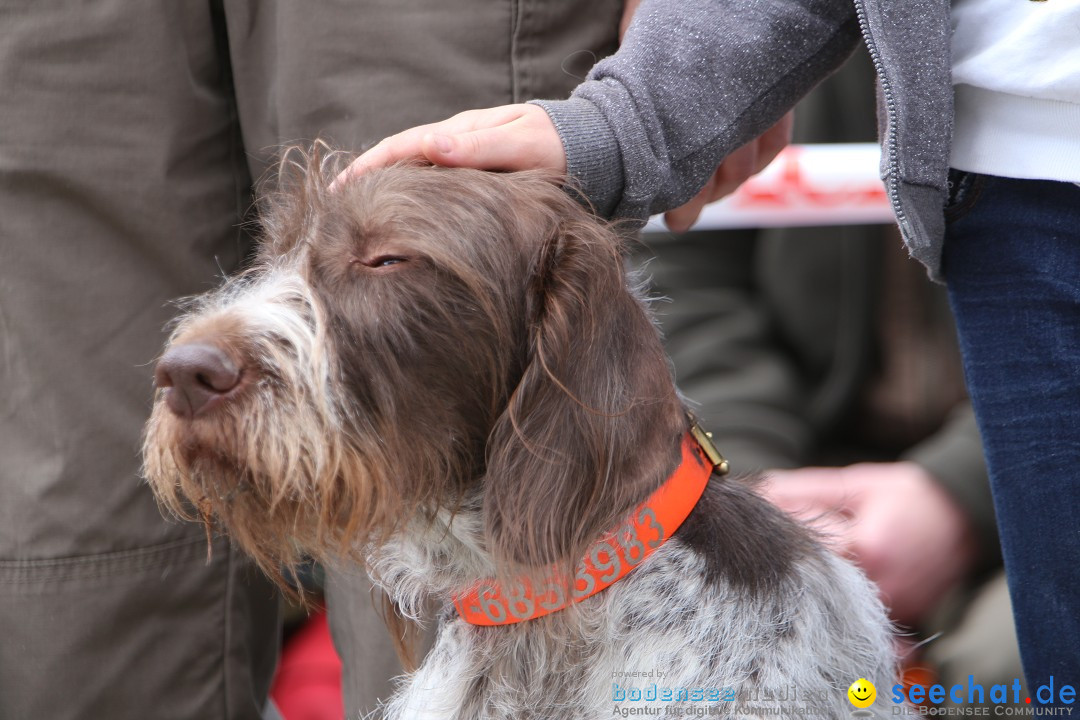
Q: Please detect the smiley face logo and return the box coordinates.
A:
[848,678,876,708]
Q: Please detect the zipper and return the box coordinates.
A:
[852,0,913,240]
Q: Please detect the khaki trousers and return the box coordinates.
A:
[0,2,620,717]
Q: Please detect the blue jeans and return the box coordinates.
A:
[943,173,1080,698]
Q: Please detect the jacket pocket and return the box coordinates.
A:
[0,537,279,720]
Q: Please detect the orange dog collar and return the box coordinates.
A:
[454,424,725,626]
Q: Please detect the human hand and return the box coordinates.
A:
[335,104,565,187]
[620,0,643,40]
[663,111,794,232]
[762,462,978,627]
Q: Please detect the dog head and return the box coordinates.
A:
[143,148,685,582]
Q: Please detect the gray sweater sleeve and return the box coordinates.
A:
[532,0,862,220]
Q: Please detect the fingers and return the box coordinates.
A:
[419,117,564,173]
[333,104,564,189]
[663,175,717,233]
[662,111,794,233]
[332,111,482,187]
[755,111,794,172]
[662,142,756,233]
[764,467,855,506]
[711,141,761,199]
[619,0,644,41]
[351,126,434,172]
[330,124,434,190]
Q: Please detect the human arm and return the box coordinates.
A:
[621,0,796,231]
[343,0,856,223]
[340,104,793,232]
[532,0,859,219]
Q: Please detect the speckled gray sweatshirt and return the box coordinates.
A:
[532,0,954,279]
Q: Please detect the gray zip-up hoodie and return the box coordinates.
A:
[533,0,953,279]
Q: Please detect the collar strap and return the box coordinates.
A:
[454,424,726,626]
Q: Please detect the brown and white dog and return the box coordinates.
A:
[143,149,895,719]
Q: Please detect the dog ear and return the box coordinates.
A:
[482,200,686,575]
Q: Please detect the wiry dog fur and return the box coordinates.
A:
[143,149,896,719]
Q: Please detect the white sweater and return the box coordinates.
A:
[950,0,1080,182]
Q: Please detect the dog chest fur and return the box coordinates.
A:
[376,481,895,720]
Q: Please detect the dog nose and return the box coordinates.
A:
[155,343,242,418]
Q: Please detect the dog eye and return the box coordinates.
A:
[351,255,409,269]
[373,256,406,267]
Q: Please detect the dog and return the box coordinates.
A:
[143,149,896,719]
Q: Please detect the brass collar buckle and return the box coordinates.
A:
[688,413,730,475]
